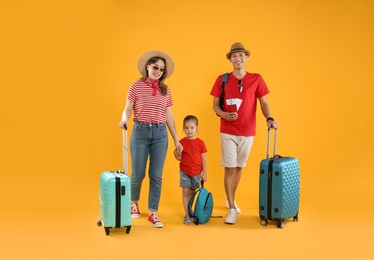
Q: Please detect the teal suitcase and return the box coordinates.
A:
[98,171,131,235]
[259,128,300,228]
[97,130,132,235]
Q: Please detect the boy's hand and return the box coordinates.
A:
[202,172,207,182]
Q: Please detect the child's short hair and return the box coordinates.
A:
[183,115,198,127]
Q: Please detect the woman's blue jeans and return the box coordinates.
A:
[130,121,168,212]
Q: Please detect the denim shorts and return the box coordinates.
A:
[179,170,201,189]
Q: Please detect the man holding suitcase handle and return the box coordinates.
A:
[210,42,278,224]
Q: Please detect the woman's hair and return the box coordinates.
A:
[140,56,168,95]
[183,115,199,127]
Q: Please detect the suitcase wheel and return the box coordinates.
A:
[105,227,110,236]
[126,226,131,234]
[293,213,299,222]
[277,220,285,229]
[260,219,268,226]
[97,221,102,227]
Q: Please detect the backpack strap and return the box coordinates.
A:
[218,73,229,115]
[188,180,206,225]
[188,188,201,225]
[222,73,229,85]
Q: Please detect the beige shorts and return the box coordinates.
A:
[220,133,254,168]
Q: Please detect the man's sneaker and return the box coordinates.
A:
[224,209,238,224]
[148,212,164,228]
[225,199,241,214]
[131,203,140,218]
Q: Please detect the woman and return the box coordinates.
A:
[119,50,183,228]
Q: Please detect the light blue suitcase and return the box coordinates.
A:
[97,130,131,235]
[259,128,300,228]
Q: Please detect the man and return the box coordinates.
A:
[210,42,278,224]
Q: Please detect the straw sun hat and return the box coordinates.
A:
[226,42,250,59]
[137,50,175,78]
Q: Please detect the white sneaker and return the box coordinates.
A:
[224,209,238,224]
[225,199,241,214]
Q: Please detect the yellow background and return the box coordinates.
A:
[1,0,373,259]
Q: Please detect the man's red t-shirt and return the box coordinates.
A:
[210,72,269,136]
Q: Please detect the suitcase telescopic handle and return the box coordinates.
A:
[122,129,129,175]
[266,127,277,159]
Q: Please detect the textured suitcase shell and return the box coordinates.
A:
[259,156,300,228]
[99,171,131,234]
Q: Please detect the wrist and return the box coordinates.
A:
[266,116,274,122]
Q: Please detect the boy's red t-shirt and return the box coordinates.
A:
[179,137,207,176]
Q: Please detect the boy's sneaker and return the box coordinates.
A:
[224,209,238,224]
[148,212,164,228]
[225,199,241,214]
[131,203,140,218]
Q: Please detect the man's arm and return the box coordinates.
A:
[259,96,278,128]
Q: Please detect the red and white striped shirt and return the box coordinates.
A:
[127,80,173,123]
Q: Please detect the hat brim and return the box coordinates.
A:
[226,49,250,59]
[137,50,175,78]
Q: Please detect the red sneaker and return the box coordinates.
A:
[131,203,140,218]
[147,212,164,228]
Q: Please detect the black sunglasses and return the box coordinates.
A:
[150,65,166,73]
[238,79,243,93]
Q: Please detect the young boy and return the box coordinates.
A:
[174,115,207,224]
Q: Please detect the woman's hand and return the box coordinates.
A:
[173,149,182,161]
[119,121,127,129]
[174,140,183,155]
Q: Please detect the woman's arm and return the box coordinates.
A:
[119,100,134,129]
[166,106,183,154]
